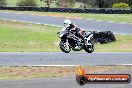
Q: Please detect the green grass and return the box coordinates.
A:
[6,0,75,8]
[95,35,132,52]
[6,0,18,7]
[6,0,47,7]
[6,0,81,8]
[1,10,132,23]
[0,19,60,52]
[0,19,132,52]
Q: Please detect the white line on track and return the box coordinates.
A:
[95,64,132,66]
[33,64,132,67]
[32,65,79,67]
[118,64,132,66]
[9,64,132,67]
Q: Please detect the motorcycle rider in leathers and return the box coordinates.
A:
[63,19,85,48]
[63,19,85,41]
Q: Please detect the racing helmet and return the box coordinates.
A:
[64,19,72,27]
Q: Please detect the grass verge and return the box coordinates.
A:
[0,19,60,52]
[95,35,132,52]
[0,10,132,23]
[6,0,56,7]
[0,19,132,52]
[0,66,131,80]
[6,0,80,8]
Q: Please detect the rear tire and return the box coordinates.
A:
[84,45,94,53]
[59,40,71,53]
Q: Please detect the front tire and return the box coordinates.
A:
[59,40,71,53]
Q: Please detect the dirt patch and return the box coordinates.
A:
[0,66,131,80]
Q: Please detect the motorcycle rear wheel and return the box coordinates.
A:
[84,45,94,53]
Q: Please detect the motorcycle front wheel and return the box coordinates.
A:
[59,40,71,53]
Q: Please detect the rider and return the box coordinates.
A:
[63,19,85,41]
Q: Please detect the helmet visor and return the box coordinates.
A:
[64,23,68,27]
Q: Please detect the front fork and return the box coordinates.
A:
[84,34,94,50]
[84,34,94,45]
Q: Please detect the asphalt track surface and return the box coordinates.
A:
[0,77,131,88]
[0,12,132,35]
[0,52,132,66]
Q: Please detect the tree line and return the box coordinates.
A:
[0,0,132,9]
[77,0,132,8]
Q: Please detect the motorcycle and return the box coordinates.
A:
[58,27,94,53]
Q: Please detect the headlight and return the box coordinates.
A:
[60,33,64,37]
